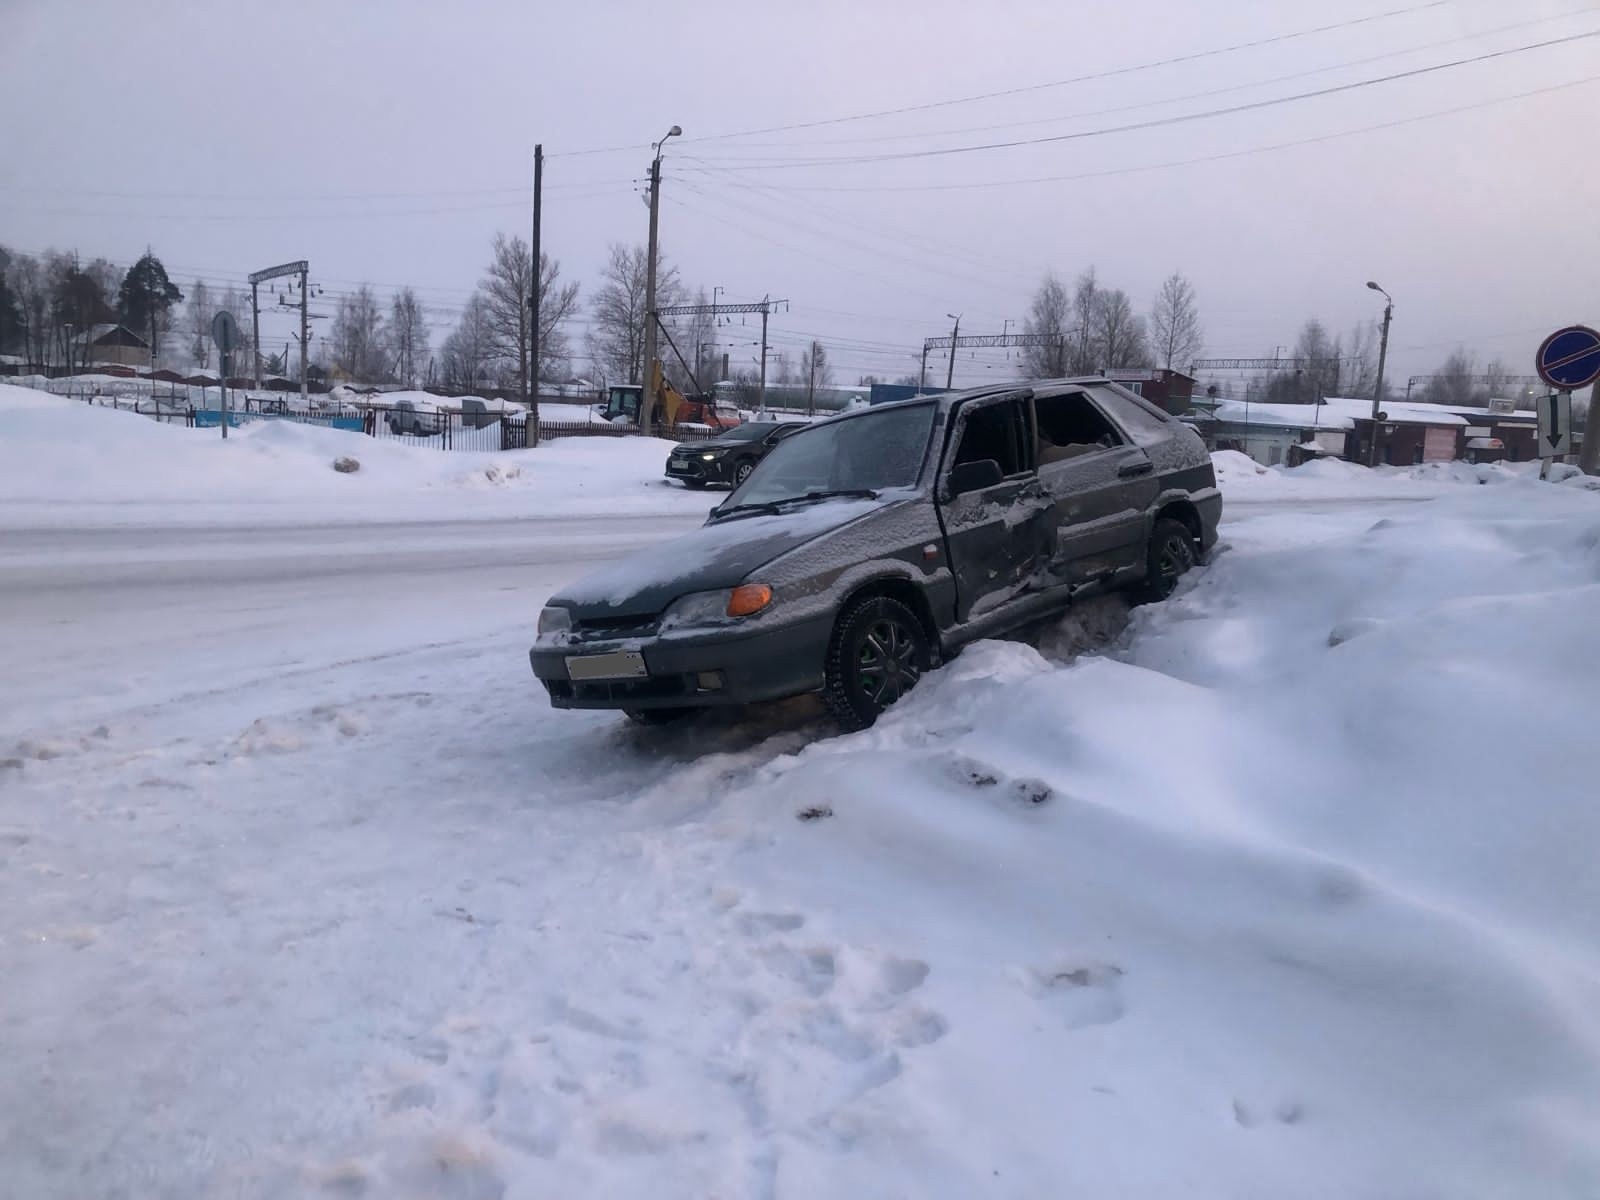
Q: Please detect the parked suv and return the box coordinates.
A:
[531,380,1221,729]
[665,420,806,489]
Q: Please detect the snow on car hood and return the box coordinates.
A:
[552,496,883,619]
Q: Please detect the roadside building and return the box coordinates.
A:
[1102,368,1197,415]
[72,324,152,370]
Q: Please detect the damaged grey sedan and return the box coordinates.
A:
[529,379,1221,730]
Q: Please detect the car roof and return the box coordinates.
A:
[816,377,1116,424]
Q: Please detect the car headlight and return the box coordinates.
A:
[700,451,720,461]
[660,584,774,630]
[537,605,572,637]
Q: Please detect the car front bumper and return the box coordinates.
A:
[1193,487,1223,551]
[664,452,731,486]
[529,612,834,711]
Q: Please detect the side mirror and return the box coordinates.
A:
[948,458,1003,497]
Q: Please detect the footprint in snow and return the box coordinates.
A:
[1029,961,1126,1029]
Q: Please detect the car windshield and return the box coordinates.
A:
[722,403,936,508]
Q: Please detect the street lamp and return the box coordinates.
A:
[640,124,682,429]
[1365,281,1394,467]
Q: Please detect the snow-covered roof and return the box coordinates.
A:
[1214,397,1468,430]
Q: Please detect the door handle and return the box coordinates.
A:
[1118,460,1154,478]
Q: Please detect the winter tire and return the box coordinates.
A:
[822,595,931,731]
[1140,517,1198,602]
[734,459,755,486]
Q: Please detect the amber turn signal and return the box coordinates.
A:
[726,584,773,617]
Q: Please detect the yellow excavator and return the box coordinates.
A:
[600,361,732,432]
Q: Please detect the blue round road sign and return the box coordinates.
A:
[1535,325,1600,391]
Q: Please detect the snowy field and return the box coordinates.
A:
[4,386,1599,1198]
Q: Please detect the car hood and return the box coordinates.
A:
[671,439,738,454]
[551,497,883,621]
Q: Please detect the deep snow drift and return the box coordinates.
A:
[3,385,1599,1197]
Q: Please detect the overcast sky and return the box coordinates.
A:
[3,0,1597,389]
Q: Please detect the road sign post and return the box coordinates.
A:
[1534,325,1599,478]
[1537,391,1573,478]
[211,310,239,441]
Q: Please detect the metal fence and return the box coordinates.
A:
[4,375,728,452]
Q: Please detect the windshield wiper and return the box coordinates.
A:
[711,488,880,522]
[792,488,880,504]
[709,500,784,521]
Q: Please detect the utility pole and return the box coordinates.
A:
[759,298,769,414]
[299,266,310,408]
[529,142,543,446]
[640,124,681,431]
[945,313,961,389]
[919,345,929,394]
[1366,281,1394,467]
[250,282,262,388]
[808,340,819,416]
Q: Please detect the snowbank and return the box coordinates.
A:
[0,383,711,526]
[699,481,1600,1196]
[1211,448,1592,501]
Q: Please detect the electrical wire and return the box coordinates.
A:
[677,29,1600,172]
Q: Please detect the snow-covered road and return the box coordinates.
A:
[5,392,1600,1198]
[1,515,704,734]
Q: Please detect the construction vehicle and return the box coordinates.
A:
[599,361,737,431]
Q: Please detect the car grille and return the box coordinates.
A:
[572,613,660,638]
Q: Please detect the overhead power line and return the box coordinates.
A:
[549,0,1450,159]
[681,0,1452,145]
[680,29,1600,172]
[721,73,1600,192]
[685,6,1597,154]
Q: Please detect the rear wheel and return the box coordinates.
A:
[822,595,931,731]
[1140,517,1198,602]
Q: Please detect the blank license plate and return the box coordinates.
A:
[670,458,688,468]
[566,650,648,681]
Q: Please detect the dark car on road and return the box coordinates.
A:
[531,379,1221,729]
[665,420,807,489]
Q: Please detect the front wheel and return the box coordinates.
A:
[733,459,755,486]
[1139,517,1198,602]
[822,595,932,732]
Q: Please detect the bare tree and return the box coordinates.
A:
[1344,319,1379,399]
[534,252,580,385]
[439,294,497,390]
[1068,268,1100,374]
[183,280,213,367]
[9,253,52,371]
[330,285,387,382]
[1148,272,1202,370]
[1294,318,1343,400]
[1021,272,1071,377]
[1094,288,1150,369]
[801,340,832,411]
[388,287,428,387]
[587,243,679,385]
[479,233,580,400]
[1421,349,1477,407]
